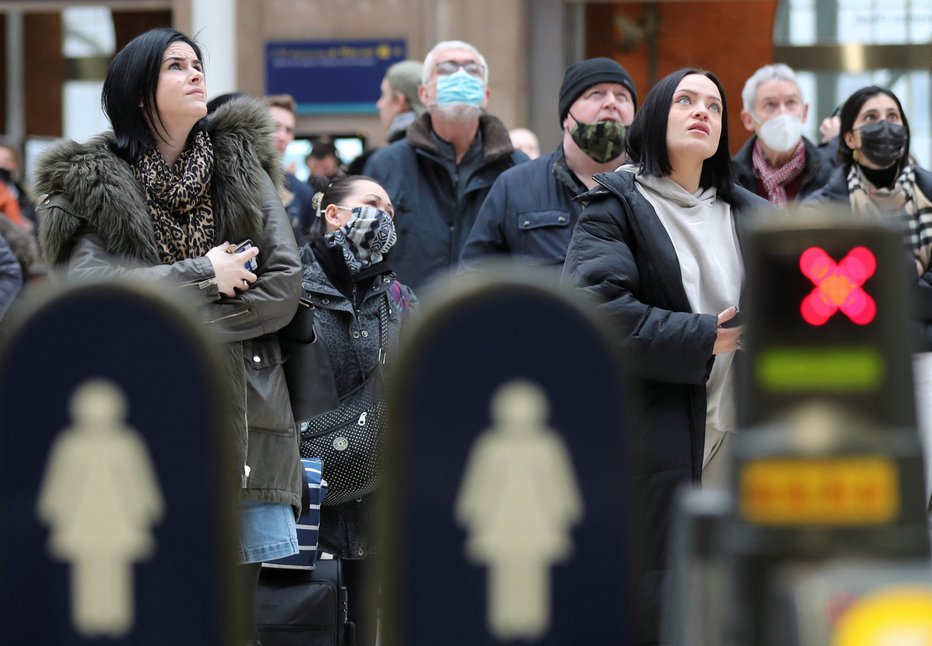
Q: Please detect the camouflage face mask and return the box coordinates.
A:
[568,113,627,164]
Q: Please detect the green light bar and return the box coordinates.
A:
[756,347,885,393]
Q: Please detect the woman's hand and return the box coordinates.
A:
[713,305,743,354]
[206,242,259,297]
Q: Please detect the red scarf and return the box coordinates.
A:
[752,139,806,206]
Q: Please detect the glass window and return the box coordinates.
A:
[776,0,931,168]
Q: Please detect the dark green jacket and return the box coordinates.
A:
[35,98,304,515]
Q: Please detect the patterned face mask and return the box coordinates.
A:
[567,113,628,164]
[326,205,397,274]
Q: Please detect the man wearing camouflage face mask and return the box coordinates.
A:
[462,58,636,267]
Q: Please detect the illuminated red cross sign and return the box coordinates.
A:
[799,246,877,326]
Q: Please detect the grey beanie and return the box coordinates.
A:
[559,57,637,124]
[385,60,427,117]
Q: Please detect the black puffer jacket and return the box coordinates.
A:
[35,98,304,515]
[563,169,767,643]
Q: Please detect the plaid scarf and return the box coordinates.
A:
[132,130,215,264]
[848,162,932,271]
[324,206,397,275]
[752,138,806,206]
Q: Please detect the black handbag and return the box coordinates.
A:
[298,294,390,506]
[281,296,340,423]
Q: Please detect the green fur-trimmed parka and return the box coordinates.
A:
[35,97,304,517]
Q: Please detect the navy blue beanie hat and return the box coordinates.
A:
[559,58,637,124]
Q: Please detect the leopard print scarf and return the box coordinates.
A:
[133,130,216,264]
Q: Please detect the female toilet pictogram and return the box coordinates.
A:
[455,379,583,641]
[37,378,164,638]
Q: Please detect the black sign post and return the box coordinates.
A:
[725,209,931,645]
[378,266,636,646]
[0,281,243,645]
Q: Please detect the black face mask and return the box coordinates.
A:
[856,121,907,169]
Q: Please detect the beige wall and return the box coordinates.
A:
[174,0,527,149]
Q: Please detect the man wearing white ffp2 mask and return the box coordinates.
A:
[731,63,833,206]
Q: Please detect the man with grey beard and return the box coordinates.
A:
[363,40,528,289]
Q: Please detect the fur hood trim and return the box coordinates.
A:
[37,97,282,267]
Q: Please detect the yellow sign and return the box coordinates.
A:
[739,457,898,525]
[833,585,932,646]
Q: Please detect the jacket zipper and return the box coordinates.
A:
[242,343,250,488]
[208,309,250,324]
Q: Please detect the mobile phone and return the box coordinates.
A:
[722,307,744,328]
[233,239,258,272]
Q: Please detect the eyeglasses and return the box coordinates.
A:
[435,60,485,78]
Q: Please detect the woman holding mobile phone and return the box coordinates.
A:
[35,28,303,645]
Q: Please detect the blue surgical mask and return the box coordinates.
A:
[435,69,485,107]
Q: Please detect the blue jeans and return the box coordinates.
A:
[238,500,298,564]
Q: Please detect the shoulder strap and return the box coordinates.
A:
[377,291,390,365]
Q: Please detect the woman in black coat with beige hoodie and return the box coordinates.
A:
[563,68,768,645]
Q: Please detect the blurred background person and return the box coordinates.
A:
[808,85,932,349]
[0,233,22,323]
[265,94,317,244]
[0,144,39,233]
[377,60,426,145]
[732,63,832,206]
[818,103,843,166]
[306,140,346,193]
[508,127,540,160]
[347,60,426,175]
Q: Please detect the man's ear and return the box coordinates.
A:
[739,109,757,134]
[418,84,431,108]
[480,86,491,110]
[801,102,810,124]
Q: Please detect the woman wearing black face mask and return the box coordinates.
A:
[809,86,932,349]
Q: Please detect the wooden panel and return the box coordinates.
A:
[24,12,62,138]
[588,1,780,155]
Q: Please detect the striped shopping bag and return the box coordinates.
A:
[262,458,326,570]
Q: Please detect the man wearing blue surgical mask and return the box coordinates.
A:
[732,63,832,206]
[363,40,528,289]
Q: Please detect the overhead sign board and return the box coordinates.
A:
[265,39,407,115]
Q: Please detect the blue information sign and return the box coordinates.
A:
[379,267,635,645]
[265,39,407,115]
[0,282,242,645]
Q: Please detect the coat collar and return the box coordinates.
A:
[405,111,517,164]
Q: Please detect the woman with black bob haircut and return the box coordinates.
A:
[562,67,767,644]
[35,27,304,645]
[808,85,932,349]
